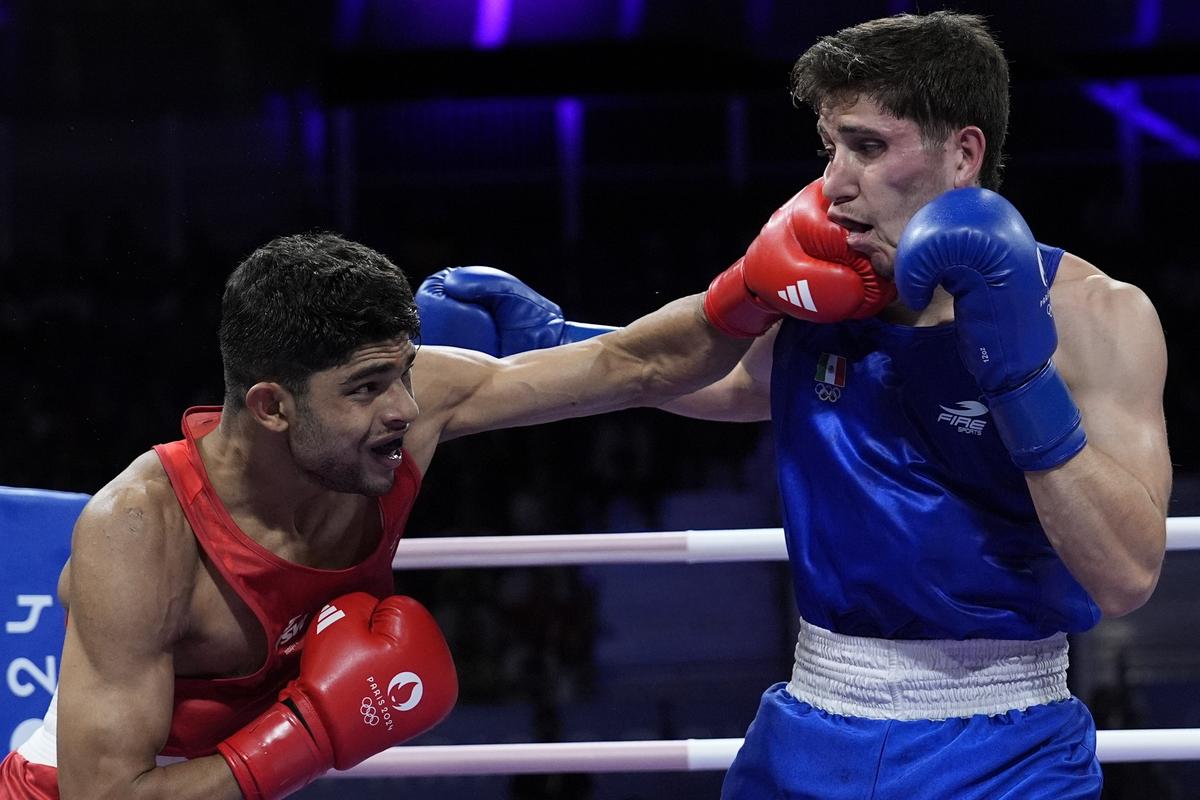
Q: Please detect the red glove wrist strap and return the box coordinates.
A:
[704,259,781,338]
[217,703,331,800]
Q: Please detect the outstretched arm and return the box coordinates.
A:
[406,293,752,473]
[413,267,775,425]
[410,178,895,435]
[657,326,776,422]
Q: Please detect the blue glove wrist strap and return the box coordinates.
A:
[987,362,1087,471]
[562,321,619,344]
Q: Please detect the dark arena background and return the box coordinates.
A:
[3,1,1200,798]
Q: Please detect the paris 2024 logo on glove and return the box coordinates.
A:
[359,673,423,730]
[313,600,427,734]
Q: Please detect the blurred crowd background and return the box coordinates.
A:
[3,1,1200,797]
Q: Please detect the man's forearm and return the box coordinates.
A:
[607,293,753,406]
[1027,445,1166,618]
[65,755,243,800]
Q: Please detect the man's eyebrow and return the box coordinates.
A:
[339,355,415,385]
[817,122,887,139]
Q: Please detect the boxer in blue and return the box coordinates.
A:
[414,11,1172,798]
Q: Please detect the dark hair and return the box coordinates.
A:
[790,11,1009,190]
[219,232,420,407]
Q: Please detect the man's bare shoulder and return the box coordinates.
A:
[79,450,186,540]
[68,450,198,628]
[1052,252,1160,325]
[1051,252,1157,316]
[405,345,500,471]
[1051,252,1165,385]
[410,345,494,402]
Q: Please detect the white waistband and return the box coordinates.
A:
[785,618,1070,720]
[16,689,58,766]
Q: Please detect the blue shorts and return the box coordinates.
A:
[722,683,1101,800]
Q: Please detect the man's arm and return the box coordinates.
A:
[409,178,895,436]
[656,325,776,421]
[413,268,776,425]
[406,293,752,472]
[57,479,242,800]
[1027,259,1171,617]
[896,190,1171,618]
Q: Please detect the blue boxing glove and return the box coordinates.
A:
[895,188,1086,471]
[416,266,616,356]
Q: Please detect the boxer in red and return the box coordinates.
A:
[0,222,843,799]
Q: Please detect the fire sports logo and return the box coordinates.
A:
[937,400,990,435]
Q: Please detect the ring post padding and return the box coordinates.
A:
[1166,517,1200,550]
[1,486,89,752]
[686,738,746,770]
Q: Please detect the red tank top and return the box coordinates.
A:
[152,406,421,758]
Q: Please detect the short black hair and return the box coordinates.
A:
[790,11,1010,190]
[219,232,420,407]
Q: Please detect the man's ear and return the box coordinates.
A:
[952,125,986,188]
[244,382,292,432]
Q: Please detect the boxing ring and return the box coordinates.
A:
[321,518,1200,778]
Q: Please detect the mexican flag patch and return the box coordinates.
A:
[815,353,847,387]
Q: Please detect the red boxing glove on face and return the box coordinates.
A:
[704,178,896,335]
[745,177,896,322]
[218,593,458,800]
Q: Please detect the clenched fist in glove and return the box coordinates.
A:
[704,178,896,337]
[218,593,457,800]
[895,188,1086,471]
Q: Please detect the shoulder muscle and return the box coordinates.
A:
[69,451,195,659]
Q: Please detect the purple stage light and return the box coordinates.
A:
[1085,80,1200,159]
[1132,0,1161,46]
[334,0,368,47]
[618,0,643,39]
[475,0,512,49]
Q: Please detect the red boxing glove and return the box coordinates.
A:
[703,257,781,338]
[704,178,896,335]
[218,593,458,800]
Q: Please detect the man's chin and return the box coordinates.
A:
[847,241,892,277]
[869,253,896,281]
[361,471,397,497]
[306,465,394,497]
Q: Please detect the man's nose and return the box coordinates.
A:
[821,150,858,205]
[381,383,419,429]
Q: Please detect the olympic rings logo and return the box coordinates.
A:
[360,697,380,726]
[813,383,841,403]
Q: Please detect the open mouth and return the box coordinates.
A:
[370,435,405,462]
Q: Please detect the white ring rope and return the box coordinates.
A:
[366,519,1200,777]
[393,517,1200,570]
[331,729,1200,778]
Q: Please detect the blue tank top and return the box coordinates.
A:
[771,243,1100,641]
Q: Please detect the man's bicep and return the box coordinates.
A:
[414,294,755,439]
[57,495,181,796]
[58,618,177,793]
[416,339,629,442]
[1067,288,1172,511]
